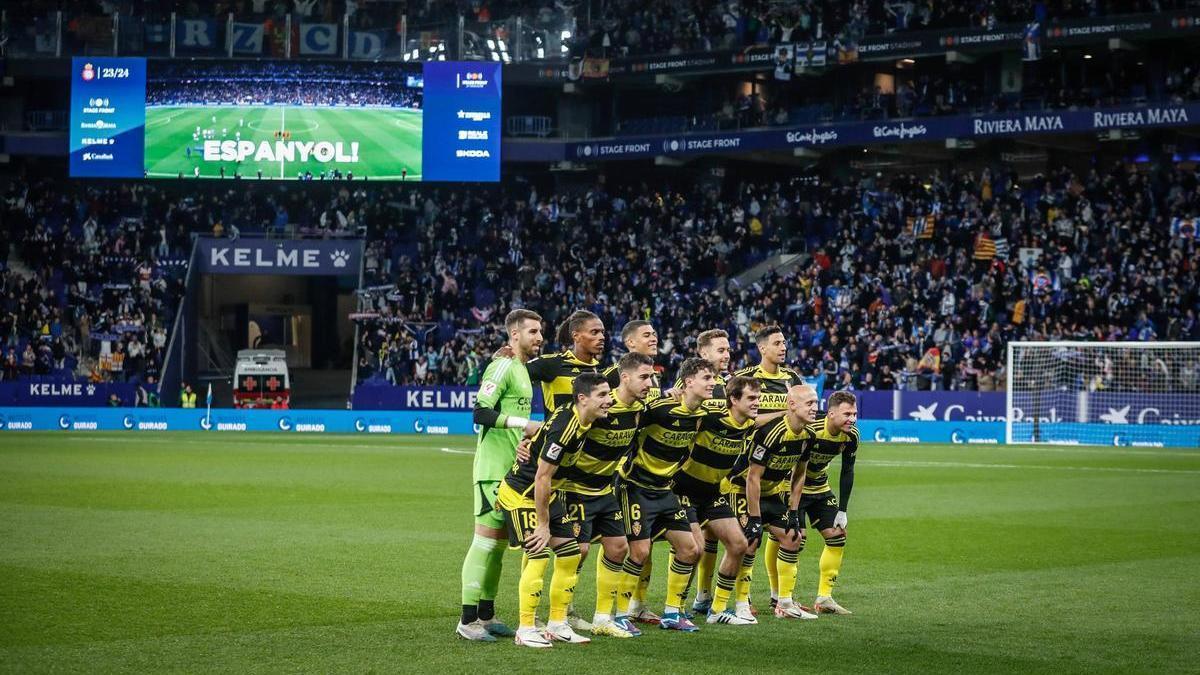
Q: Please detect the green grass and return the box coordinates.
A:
[144,106,422,180]
[0,433,1198,673]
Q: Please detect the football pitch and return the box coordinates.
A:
[0,433,1197,673]
[144,106,422,180]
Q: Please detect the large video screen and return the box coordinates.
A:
[70,57,500,182]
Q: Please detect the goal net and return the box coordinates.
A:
[1006,341,1200,447]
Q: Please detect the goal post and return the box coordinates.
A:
[1006,341,1200,447]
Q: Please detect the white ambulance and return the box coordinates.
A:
[233,349,290,409]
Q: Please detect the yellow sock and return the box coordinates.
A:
[710,570,737,614]
[595,555,624,617]
[818,541,845,598]
[735,552,756,604]
[765,535,780,597]
[634,555,652,603]
[665,557,695,612]
[777,548,799,601]
[518,555,549,628]
[696,539,718,599]
[615,558,643,616]
[548,541,581,623]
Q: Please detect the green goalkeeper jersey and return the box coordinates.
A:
[473,357,534,483]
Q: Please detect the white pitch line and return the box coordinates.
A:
[439,447,475,455]
[863,459,1200,475]
[991,445,1198,458]
[51,436,467,453]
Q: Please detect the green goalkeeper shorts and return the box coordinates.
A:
[473,480,507,530]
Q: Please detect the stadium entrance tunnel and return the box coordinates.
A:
[163,237,365,410]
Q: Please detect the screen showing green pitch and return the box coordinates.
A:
[144,61,422,181]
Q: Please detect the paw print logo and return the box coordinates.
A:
[330,250,350,268]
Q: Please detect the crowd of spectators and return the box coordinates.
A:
[353,159,1200,392]
[147,62,420,108]
[547,0,1197,59]
[2,179,193,389]
[9,0,1200,62]
[620,52,1200,136]
[729,162,1200,392]
[2,152,1197,396]
[352,180,775,387]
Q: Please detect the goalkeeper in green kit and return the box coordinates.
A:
[456,309,546,641]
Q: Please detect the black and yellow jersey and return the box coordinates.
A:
[527,349,600,412]
[729,415,812,496]
[619,397,706,492]
[502,404,592,498]
[602,361,662,401]
[672,372,728,400]
[733,364,804,412]
[802,417,858,495]
[555,391,644,496]
[673,399,755,496]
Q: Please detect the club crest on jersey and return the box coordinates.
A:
[572,522,582,537]
[739,513,748,527]
[632,520,642,536]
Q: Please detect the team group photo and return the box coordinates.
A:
[459,312,860,647]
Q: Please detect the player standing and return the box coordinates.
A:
[674,329,733,398]
[733,325,806,610]
[456,309,544,642]
[526,310,605,412]
[524,309,605,630]
[603,320,661,397]
[722,384,820,623]
[615,357,712,633]
[802,390,859,615]
[601,319,661,622]
[671,376,760,623]
[685,328,735,612]
[559,352,657,638]
[496,373,613,648]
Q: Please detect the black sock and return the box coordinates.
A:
[461,604,479,624]
[477,599,495,621]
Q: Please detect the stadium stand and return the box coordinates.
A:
[616,56,1200,136]
[2,180,190,388]
[4,156,1198,395]
[9,1,1198,60]
[347,161,1200,389]
[4,153,1198,393]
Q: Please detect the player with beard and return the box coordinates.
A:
[456,309,544,641]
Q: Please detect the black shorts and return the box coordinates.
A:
[500,488,578,548]
[565,491,626,543]
[619,483,691,541]
[799,490,840,530]
[675,489,736,527]
[731,491,789,529]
